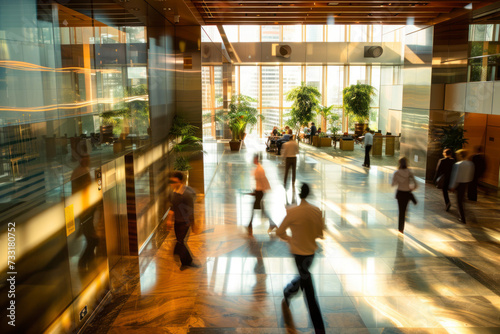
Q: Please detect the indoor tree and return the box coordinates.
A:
[285,82,321,140]
[342,83,376,130]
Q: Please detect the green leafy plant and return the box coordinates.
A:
[439,125,468,152]
[285,83,321,139]
[342,83,376,123]
[169,116,204,171]
[225,95,264,141]
[173,156,191,171]
[328,113,342,139]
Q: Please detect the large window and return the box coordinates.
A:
[327,66,344,106]
[261,67,280,132]
[283,66,302,108]
[201,23,401,136]
[305,66,323,94]
[283,25,302,42]
[327,25,345,42]
[240,25,260,42]
[306,25,324,42]
[261,25,280,41]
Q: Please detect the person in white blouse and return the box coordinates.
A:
[449,149,475,224]
[392,157,418,234]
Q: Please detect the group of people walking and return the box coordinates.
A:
[433,147,486,224]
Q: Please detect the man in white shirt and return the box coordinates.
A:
[450,149,475,224]
[363,128,374,168]
[248,154,276,235]
[276,183,325,334]
[282,129,299,188]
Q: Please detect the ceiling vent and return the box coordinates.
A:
[364,46,383,58]
[202,44,211,58]
[275,45,292,58]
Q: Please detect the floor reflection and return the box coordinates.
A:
[87,138,500,333]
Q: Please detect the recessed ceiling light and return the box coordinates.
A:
[328,2,339,5]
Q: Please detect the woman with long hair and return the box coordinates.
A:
[392,157,418,234]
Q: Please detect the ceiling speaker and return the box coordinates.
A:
[275,45,292,58]
[364,46,383,58]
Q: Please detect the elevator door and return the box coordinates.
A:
[102,157,128,269]
[484,125,500,187]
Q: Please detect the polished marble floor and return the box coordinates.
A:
[85,138,500,334]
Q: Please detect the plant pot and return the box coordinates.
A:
[229,140,241,151]
[354,123,368,136]
[319,137,331,147]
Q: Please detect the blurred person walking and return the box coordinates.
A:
[450,149,474,224]
[468,146,486,201]
[248,154,277,235]
[276,183,325,334]
[392,157,418,234]
[282,132,299,188]
[169,172,198,270]
[434,148,455,211]
[362,128,373,168]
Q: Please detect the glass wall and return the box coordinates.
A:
[0,1,176,333]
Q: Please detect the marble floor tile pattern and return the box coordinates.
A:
[92,139,500,333]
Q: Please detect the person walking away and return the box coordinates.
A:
[434,148,455,211]
[248,154,277,235]
[309,122,317,144]
[392,157,418,234]
[276,183,326,334]
[363,128,373,168]
[282,131,299,188]
[169,172,198,270]
[450,149,474,224]
[468,146,486,201]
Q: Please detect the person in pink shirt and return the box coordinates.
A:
[247,154,277,235]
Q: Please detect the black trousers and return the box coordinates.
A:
[248,191,275,227]
[364,145,372,166]
[284,254,325,333]
[468,178,478,201]
[396,190,412,233]
[174,221,193,265]
[284,157,297,187]
[456,183,468,222]
[442,182,451,205]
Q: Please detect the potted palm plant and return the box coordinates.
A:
[225,95,264,151]
[169,116,204,178]
[343,83,375,135]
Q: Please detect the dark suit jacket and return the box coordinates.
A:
[472,154,486,180]
[310,125,317,137]
[435,157,455,186]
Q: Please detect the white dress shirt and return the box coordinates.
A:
[282,140,299,159]
[450,160,474,189]
[364,132,373,146]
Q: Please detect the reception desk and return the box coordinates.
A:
[371,135,397,156]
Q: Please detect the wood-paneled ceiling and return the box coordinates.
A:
[187,0,488,25]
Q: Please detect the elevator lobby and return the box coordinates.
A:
[2,1,500,334]
[81,139,500,333]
